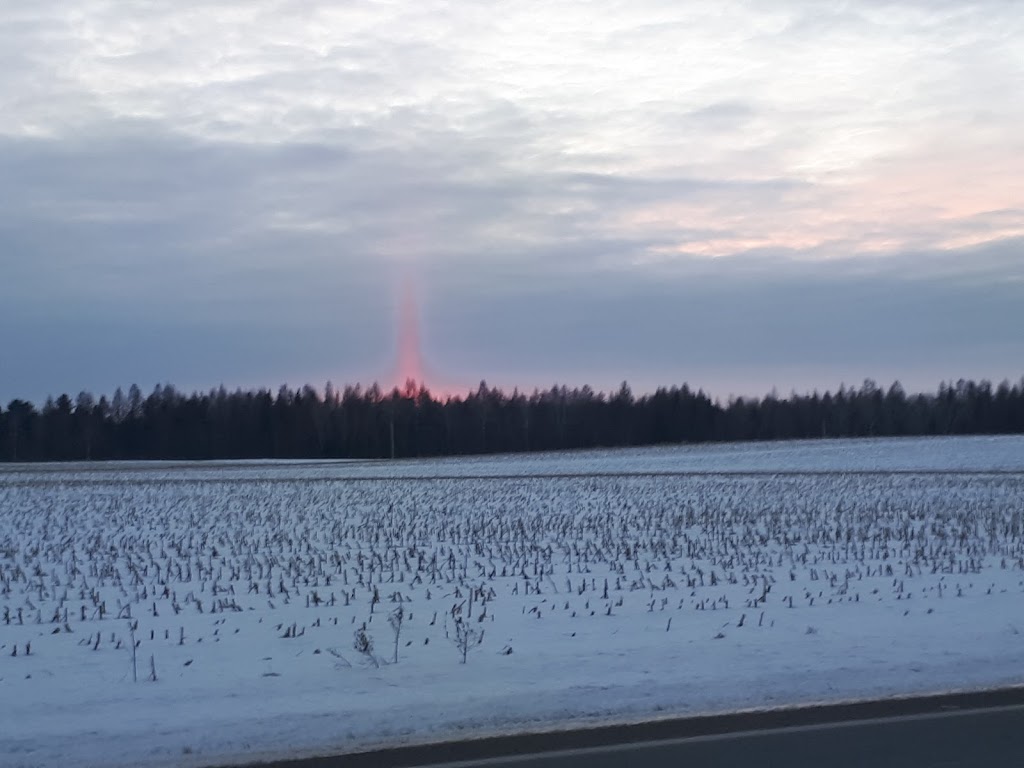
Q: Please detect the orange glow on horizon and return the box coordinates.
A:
[391,276,471,400]
[397,276,425,390]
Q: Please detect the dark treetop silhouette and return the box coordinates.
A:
[2,377,1023,462]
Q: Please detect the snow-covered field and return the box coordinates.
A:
[4,435,1024,484]
[2,436,1024,768]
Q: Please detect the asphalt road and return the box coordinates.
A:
[231,687,1024,768]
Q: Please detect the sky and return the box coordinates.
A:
[1,0,1022,404]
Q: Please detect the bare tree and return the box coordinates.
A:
[450,616,483,664]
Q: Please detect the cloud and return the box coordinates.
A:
[425,237,1024,397]
[0,0,1021,401]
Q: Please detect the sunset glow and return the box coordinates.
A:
[1,0,1021,400]
[396,277,425,391]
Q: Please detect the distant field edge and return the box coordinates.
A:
[222,685,1024,768]
[5,470,1024,489]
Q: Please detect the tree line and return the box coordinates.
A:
[1,377,1023,462]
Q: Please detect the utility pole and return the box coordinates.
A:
[389,414,395,460]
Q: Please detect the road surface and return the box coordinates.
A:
[230,687,1024,768]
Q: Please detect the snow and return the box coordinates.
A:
[2,436,1024,768]
[4,435,1024,484]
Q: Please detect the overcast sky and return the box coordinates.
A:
[2,0,1022,403]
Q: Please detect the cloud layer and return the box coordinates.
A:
[2,0,1022,400]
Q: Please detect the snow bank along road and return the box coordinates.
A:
[2,436,1024,768]
[235,687,1024,768]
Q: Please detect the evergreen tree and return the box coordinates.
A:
[2,375,1022,462]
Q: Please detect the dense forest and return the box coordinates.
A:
[1,377,1023,462]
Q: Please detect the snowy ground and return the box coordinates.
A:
[2,436,1024,768]
[3,434,1024,484]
